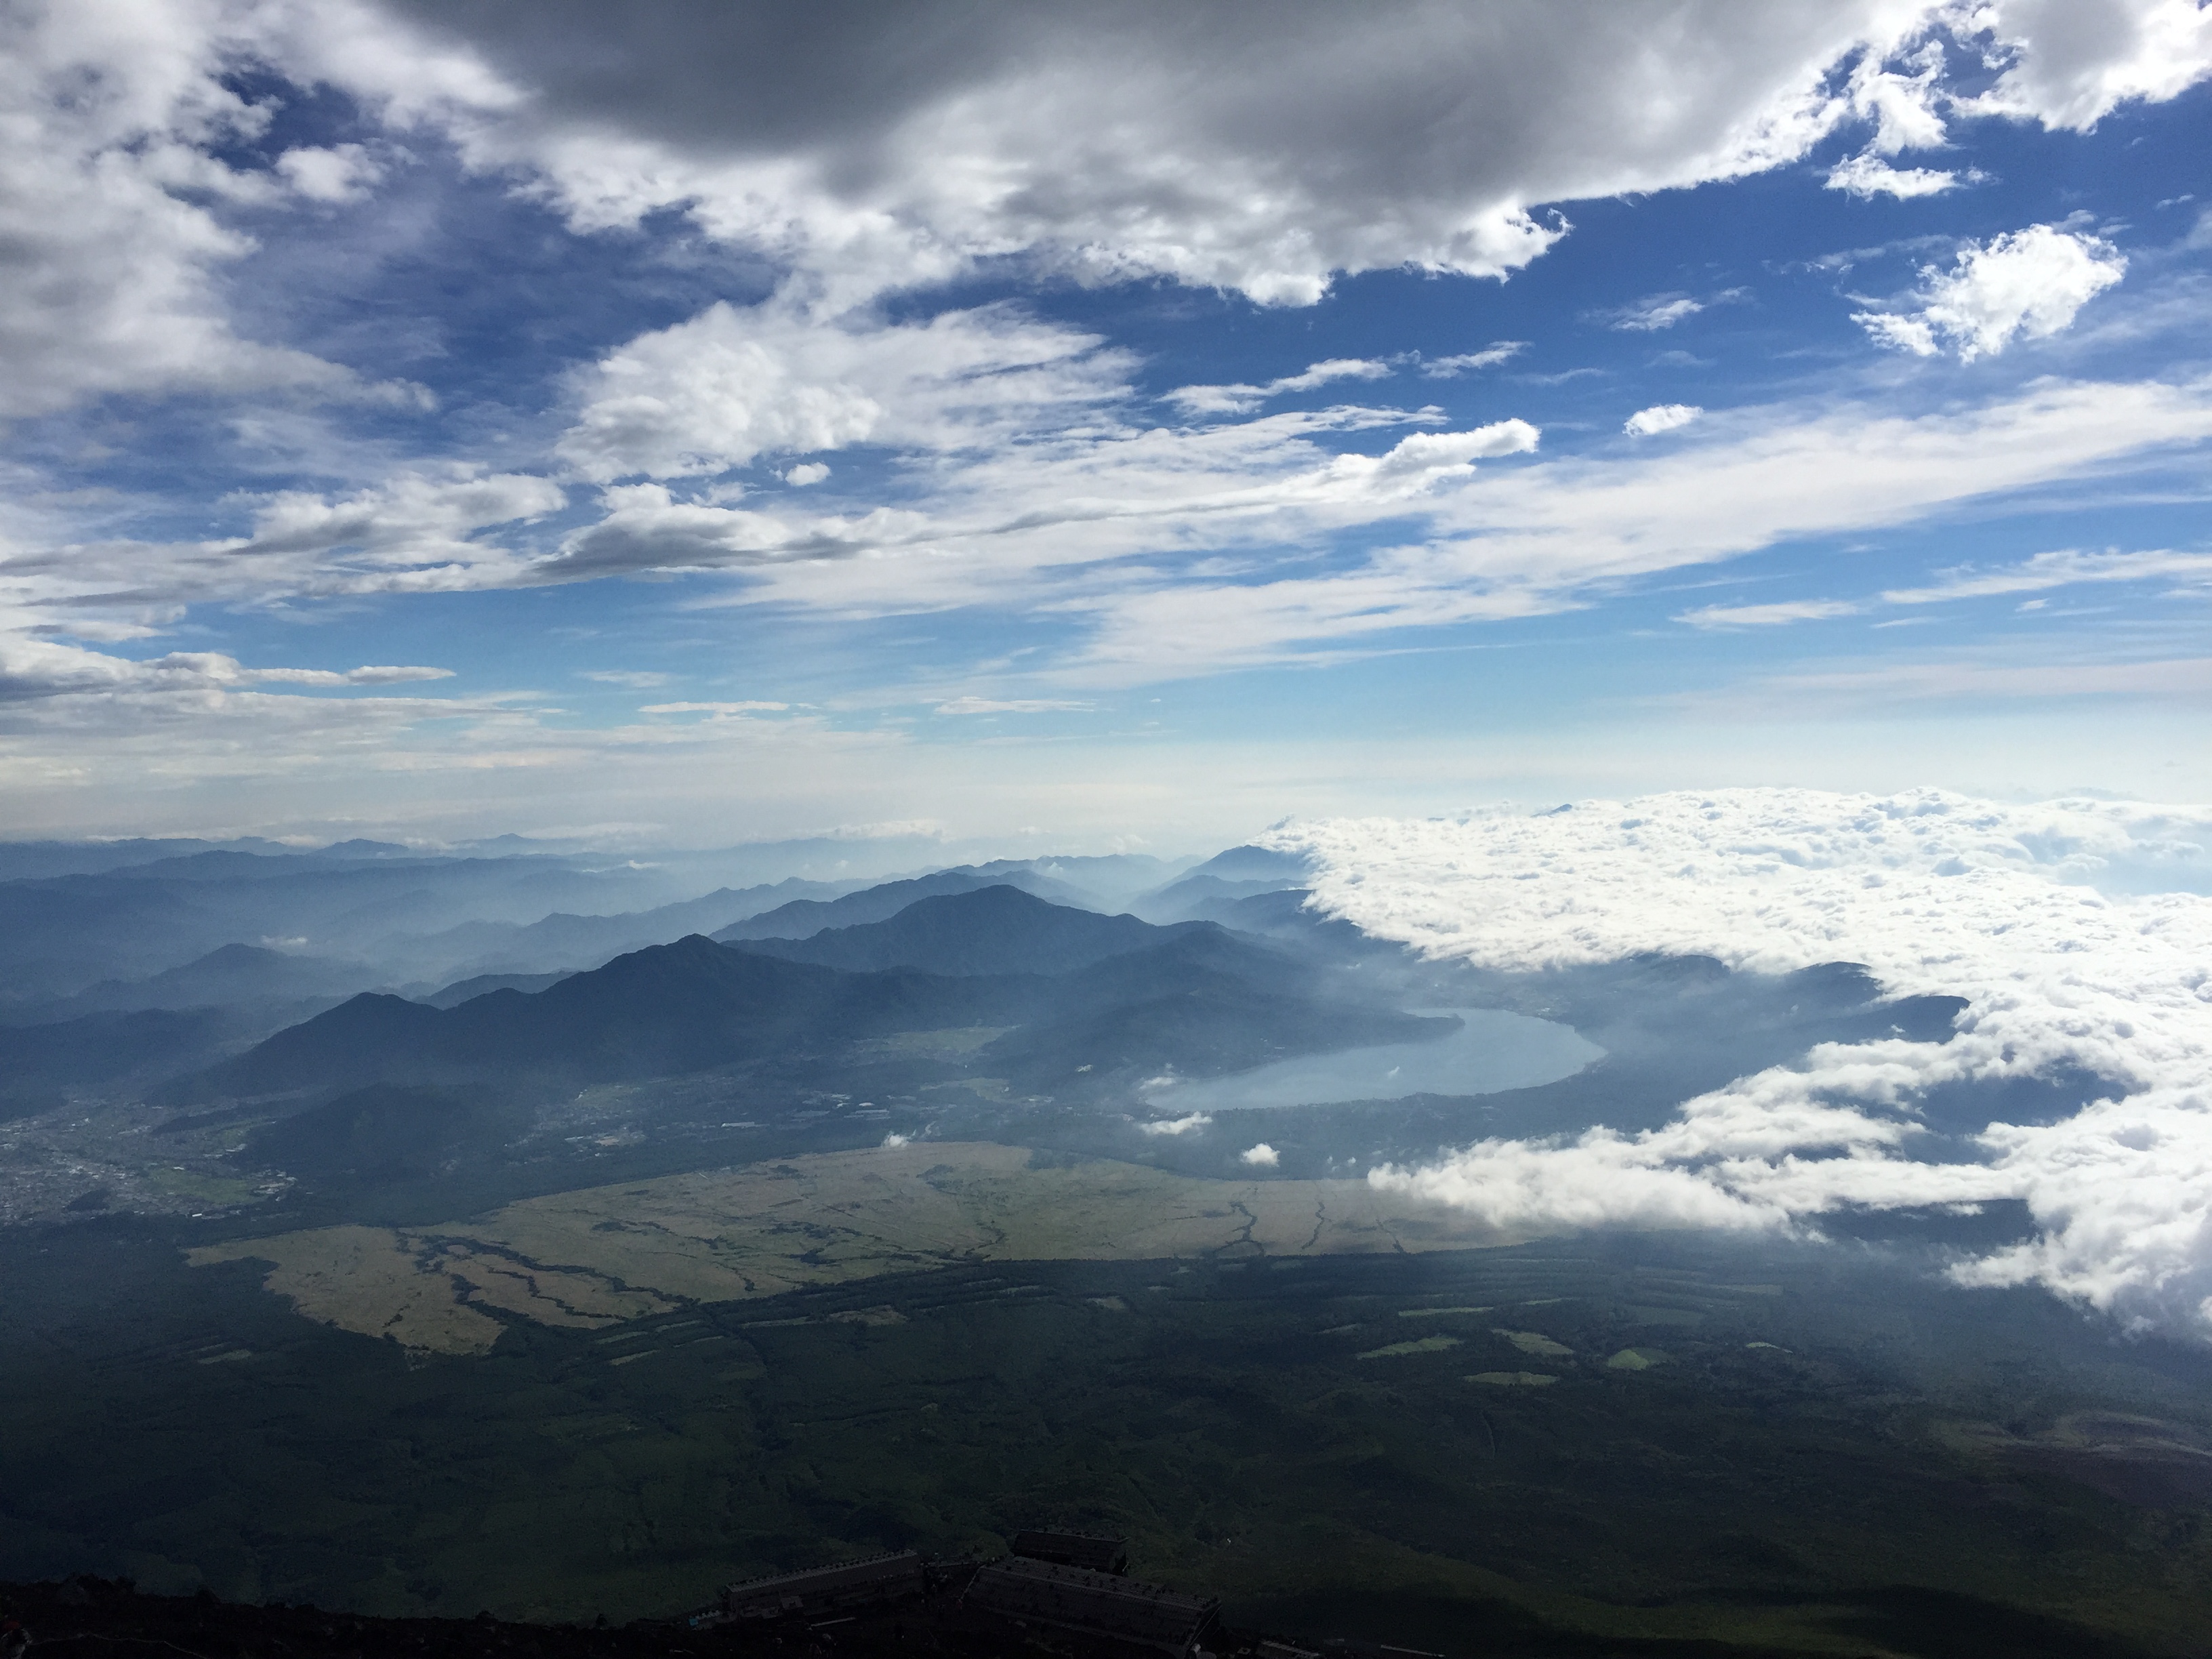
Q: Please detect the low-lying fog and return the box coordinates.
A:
[1143,1008,1603,1113]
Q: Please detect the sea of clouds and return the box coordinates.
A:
[1268,790,2212,1336]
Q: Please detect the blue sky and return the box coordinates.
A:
[3,1,2209,847]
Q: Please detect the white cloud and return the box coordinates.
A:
[1166,359,1393,417]
[1675,548,2212,637]
[935,697,1092,715]
[1841,35,1952,153]
[1268,788,2212,1337]
[274,142,383,203]
[1963,0,2212,131]
[554,297,1128,482]
[579,670,671,689]
[0,0,364,418]
[1606,296,1704,332]
[255,663,452,686]
[0,471,567,651]
[10,1,2209,433]
[291,5,1936,308]
[783,463,832,487]
[0,635,451,703]
[1743,655,2212,708]
[1048,377,2212,683]
[278,1,2212,312]
[1420,343,1528,377]
[1307,422,1544,498]
[1882,546,2212,605]
[1240,1142,1281,1166]
[1624,403,1703,436]
[638,701,789,716]
[1679,598,1860,628]
[1853,224,2127,361]
[1139,1112,1212,1136]
[1825,153,1966,198]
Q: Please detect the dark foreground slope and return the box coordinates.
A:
[6,1225,2208,1659]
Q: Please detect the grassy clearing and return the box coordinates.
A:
[1358,1335,1462,1359]
[188,1142,1523,1353]
[851,1026,1015,1059]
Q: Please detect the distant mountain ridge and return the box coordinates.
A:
[714,867,1086,943]
[169,885,1438,1105]
[14,943,377,1019]
[734,885,1209,977]
[167,936,1017,1101]
[1132,844,1313,923]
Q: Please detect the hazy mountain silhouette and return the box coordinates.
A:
[45,943,375,1015]
[989,928,1447,1084]
[1132,844,1313,922]
[380,877,865,981]
[171,897,1441,1105]
[420,969,575,1008]
[168,936,1019,1101]
[715,870,1019,941]
[735,885,1207,977]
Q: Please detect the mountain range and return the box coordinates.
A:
[169,885,1436,1105]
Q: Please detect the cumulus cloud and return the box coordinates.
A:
[1139,1112,1212,1136]
[9,0,2209,436]
[1269,788,2212,1336]
[1962,0,2212,131]
[283,3,1889,306]
[1304,423,1543,499]
[1624,403,1702,436]
[555,298,1128,482]
[250,3,2211,310]
[1853,224,2127,361]
[783,463,831,487]
[274,142,384,203]
[1240,1143,1281,1166]
[1825,153,1968,198]
[0,0,365,418]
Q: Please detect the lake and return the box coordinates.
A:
[1143,1007,1603,1113]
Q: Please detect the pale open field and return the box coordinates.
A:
[188,1141,1521,1355]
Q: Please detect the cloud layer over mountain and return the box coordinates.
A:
[1273,789,2212,1336]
